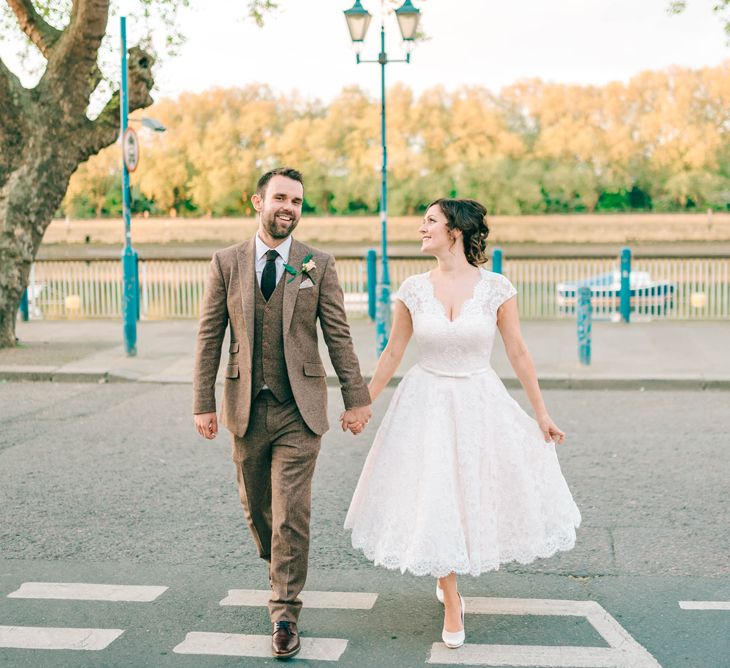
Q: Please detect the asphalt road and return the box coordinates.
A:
[1,383,728,667]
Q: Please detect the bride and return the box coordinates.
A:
[343,198,581,649]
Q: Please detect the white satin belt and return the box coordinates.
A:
[418,363,491,378]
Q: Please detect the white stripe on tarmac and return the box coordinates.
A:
[428,643,620,667]
[679,600,730,610]
[0,625,123,651]
[464,596,600,617]
[220,589,378,609]
[436,597,662,668]
[7,582,168,602]
[173,632,347,661]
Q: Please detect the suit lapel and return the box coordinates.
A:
[283,238,306,335]
[237,238,256,367]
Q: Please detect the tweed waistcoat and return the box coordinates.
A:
[251,276,293,403]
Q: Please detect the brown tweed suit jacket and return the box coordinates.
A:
[193,236,370,437]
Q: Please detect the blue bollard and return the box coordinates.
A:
[366,249,377,321]
[492,248,503,274]
[19,288,29,322]
[619,247,631,323]
[577,286,592,365]
[122,246,138,356]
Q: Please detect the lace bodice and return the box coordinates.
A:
[396,269,517,376]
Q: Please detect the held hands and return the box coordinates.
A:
[537,412,565,445]
[194,412,218,440]
[339,405,372,435]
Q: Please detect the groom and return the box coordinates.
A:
[192,167,372,659]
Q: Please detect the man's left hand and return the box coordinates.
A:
[339,405,372,435]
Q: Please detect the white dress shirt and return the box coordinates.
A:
[254,234,292,288]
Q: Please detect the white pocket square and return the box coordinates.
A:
[299,278,314,289]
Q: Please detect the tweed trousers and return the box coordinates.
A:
[234,389,321,623]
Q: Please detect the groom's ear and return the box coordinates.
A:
[251,192,263,212]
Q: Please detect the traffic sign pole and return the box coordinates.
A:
[120,16,138,356]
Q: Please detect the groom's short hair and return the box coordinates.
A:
[256,167,304,197]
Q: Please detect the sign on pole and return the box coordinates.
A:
[122,127,139,172]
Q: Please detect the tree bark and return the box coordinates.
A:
[0,1,154,348]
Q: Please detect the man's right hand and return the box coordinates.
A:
[194,412,218,439]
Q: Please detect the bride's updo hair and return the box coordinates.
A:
[427,198,490,266]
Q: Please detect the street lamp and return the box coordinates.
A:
[343,0,421,356]
[138,116,167,133]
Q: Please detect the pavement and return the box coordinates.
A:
[2,317,730,389]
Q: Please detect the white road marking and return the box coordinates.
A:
[7,582,168,602]
[173,632,348,660]
[0,625,123,651]
[219,589,377,610]
[429,644,619,667]
[679,600,730,610]
[427,597,661,668]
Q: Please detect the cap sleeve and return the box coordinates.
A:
[497,274,517,306]
[395,275,417,313]
[485,272,517,314]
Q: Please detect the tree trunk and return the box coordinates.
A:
[0,133,83,346]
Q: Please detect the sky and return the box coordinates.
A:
[149,0,729,103]
[1,0,728,103]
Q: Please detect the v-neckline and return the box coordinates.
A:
[426,269,484,323]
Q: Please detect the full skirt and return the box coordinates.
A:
[344,365,582,578]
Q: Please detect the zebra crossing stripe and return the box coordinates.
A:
[429,643,619,667]
[173,632,348,660]
[7,582,168,602]
[0,625,124,651]
[679,601,730,610]
[427,597,661,668]
[220,589,378,609]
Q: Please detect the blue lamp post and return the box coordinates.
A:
[344,0,421,356]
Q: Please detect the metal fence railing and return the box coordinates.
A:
[22,256,730,321]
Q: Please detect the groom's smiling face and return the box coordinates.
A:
[253,175,304,241]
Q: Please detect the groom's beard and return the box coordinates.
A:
[261,207,301,239]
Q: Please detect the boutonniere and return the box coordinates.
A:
[284,254,317,283]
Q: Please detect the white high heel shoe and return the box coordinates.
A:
[441,592,465,649]
[436,582,444,604]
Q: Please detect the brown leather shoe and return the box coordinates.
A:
[272,621,300,659]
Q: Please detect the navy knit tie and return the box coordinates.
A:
[261,249,279,301]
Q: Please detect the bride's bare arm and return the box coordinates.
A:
[497,298,565,443]
[367,300,413,402]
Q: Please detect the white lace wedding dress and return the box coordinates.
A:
[344,269,581,578]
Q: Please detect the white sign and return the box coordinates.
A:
[123,127,139,172]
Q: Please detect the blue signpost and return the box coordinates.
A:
[577,286,592,365]
[120,16,139,356]
[619,246,631,323]
[344,0,421,355]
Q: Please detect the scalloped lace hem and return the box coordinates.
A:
[349,524,581,578]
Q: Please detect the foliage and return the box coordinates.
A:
[62,63,730,217]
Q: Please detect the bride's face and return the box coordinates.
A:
[419,205,453,255]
